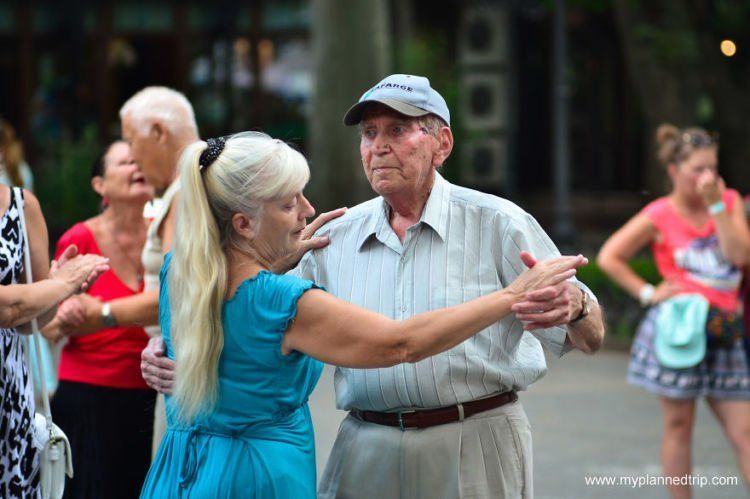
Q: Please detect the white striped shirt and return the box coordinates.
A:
[291,172,594,411]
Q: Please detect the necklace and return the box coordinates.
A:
[110,228,145,285]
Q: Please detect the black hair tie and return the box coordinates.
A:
[199,136,228,171]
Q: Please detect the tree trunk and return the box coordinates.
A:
[308,0,392,211]
[613,0,703,195]
[683,0,750,193]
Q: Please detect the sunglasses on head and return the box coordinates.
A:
[681,131,718,147]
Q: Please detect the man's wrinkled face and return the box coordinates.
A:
[358,106,440,200]
[121,114,163,189]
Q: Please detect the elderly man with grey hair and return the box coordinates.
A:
[301,74,604,498]
[141,74,605,497]
[60,88,198,336]
[56,86,200,454]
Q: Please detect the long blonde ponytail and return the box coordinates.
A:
[170,140,227,422]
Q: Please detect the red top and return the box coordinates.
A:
[56,222,150,389]
[643,189,742,312]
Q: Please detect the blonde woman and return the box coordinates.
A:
[140,133,587,498]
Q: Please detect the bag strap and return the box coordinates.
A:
[14,187,55,431]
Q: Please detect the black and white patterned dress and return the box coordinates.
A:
[0,187,40,497]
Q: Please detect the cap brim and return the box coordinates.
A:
[343,98,430,126]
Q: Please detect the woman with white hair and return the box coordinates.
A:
[139,132,587,498]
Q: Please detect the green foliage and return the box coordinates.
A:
[714,0,750,34]
[547,0,612,13]
[696,94,715,125]
[35,125,101,239]
[633,25,699,65]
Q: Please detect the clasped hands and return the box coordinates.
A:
[41,245,108,343]
[511,251,587,330]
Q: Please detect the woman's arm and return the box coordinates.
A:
[59,290,159,336]
[0,280,77,329]
[40,316,65,344]
[57,194,180,335]
[597,213,678,305]
[0,248,109,330]
[597,213,655,298]
[21,190,55,328]
[696,175,750,267]
[283,255,585,368]
[108,194,178,330]
[712,192,750,267]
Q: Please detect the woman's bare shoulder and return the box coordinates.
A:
[0,184,9,214]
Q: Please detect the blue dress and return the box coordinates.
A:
[140,254,323,498]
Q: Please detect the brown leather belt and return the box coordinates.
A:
[353,391,518,431]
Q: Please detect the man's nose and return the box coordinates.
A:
[371,132,391,154]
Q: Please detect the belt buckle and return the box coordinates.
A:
[397,410,416,431]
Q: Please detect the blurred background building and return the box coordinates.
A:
[1,0,747,259]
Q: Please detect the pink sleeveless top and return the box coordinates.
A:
[642,189,742,312]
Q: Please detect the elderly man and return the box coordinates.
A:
[54,86,199,454]
[300,74,603,498]
[142,74,605,497]
[60,87,197,335]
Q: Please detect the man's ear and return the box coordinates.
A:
[232,213,256,241]
[150,120,168,145]
[433,126,454,168]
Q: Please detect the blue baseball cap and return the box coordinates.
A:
[343,74,451,127]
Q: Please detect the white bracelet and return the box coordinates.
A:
[638,284,655,307]
[708,200,726,216]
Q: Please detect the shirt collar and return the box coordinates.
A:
[420,171,450,241]
[356,171,451,251]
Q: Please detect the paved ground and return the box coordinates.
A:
[309,350,747,498]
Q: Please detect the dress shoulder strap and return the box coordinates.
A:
[11,186,24,210]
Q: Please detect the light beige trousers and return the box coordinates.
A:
[318,401,533,499]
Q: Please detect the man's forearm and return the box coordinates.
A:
[566,302,605,354]
[110,290,160,328]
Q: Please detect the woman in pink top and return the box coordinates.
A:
[599,124,750,497]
